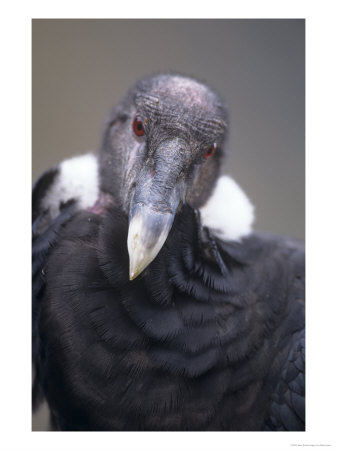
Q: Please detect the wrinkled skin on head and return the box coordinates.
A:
[100,74,228,210]
[99,74,229,278]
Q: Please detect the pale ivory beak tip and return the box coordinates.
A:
[129,269,137,281]
[127,204,175,281]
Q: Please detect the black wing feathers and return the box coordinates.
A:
[32,190,305,430]
[264,329,305,430]
[32,167,59,224]
[32,167,80,410]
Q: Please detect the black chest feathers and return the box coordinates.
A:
[35,206,305,431]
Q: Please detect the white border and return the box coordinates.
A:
[1,1,336,449]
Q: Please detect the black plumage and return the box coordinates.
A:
[32,73,305,431]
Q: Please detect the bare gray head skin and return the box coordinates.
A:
[99,73,229,279]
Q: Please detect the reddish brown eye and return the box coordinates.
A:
[132,116,145,137]
[204,143,216,159]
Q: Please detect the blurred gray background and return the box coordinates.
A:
[32,19,304,430]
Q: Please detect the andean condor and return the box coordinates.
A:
[32,73,305,431]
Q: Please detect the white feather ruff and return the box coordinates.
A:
[42,153,99,219]
[41,154,254,241]
[199,176,255,242]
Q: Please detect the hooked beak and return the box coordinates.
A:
[127,138,186,280]
[127,202,176,280]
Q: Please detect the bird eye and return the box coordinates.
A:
[132,116,145,137]
[204,143,216,159]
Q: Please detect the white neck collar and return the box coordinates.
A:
[199,175,255,242]
[44,154,255,242]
